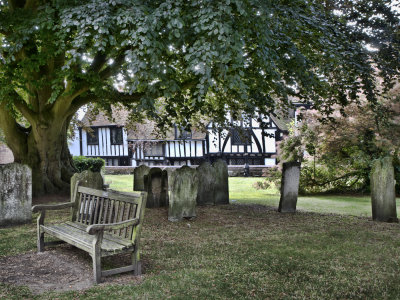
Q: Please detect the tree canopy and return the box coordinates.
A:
[0,0,399,195]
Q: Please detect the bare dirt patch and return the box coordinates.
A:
[0,245,143,295]
[32,193,69,205]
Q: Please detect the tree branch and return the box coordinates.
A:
[24,0,39,11]
[67,90,145,117]
[8,0,24,11]
[0,101,28,161]
[99,52,126,80]
[309,170,363,187]
[11,89,37,124]
[89,52,108,74]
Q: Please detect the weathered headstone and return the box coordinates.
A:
[0,163,32,226]
[371,157,397,222]
[145,168,168,208]
[70,170,104,199]
[133,165,150,191]
[213,159,229,205]
[196,162,216,205]
[278,162,301,213]
[168,166,198,221]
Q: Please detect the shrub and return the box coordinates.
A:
[253,167,282,191]
[73,156,105,173]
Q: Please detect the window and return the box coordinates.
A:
[144,143,164,157]
[176,127,192,139]
[87,128,99,145]
[110,127,123,145]
[231,128,252,145]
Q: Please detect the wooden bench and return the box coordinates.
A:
[32,184,147,283]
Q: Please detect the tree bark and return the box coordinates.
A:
[1,109,76,197]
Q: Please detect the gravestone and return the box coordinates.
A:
[133,165,150,191]
[371,157,397,222]
[70,170,104,199]
[145,168,168,208]
[196,162,216,205]
[213,159,229,205]
[0,163,32,226]
[168,166,198,221]
[278,162,301,213]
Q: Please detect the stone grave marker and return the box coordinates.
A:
[70,170,104,199]
[145,168,168,208]
[196,162,216,205]
[133,165,150,191]
[168,166,198,221]
[213,159,229,205]
[278,162,301,213]
[371,157,397,222]
[0,163,32,226]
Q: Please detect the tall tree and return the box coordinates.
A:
[0,0,398,195]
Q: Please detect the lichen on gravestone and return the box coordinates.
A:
[133,165,150,192]
[0,163,32,226]
[145,168,168,208]
[278,162,301,213]
[213,159,229,205]
[371,156,397,222]
[70,170,104,199]
[196,162,216,205]
[168,166,198,221]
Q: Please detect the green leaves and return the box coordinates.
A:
[0,0,398,130]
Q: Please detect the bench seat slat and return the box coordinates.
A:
[64,221,133,247]
[41,223,134,256]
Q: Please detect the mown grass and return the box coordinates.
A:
[105,175,400,217]
[1,176,400,299]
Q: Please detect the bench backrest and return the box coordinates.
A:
[71,185,147,244]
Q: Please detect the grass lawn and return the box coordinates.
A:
[105,175,400,217]
[1,175,400,299]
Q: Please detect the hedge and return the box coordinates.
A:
[73,156,105,173]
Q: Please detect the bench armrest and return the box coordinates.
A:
[32,202,74,213]
[86,218,140,235]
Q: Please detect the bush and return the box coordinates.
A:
[73,156,105,173]
[253,167,282,191]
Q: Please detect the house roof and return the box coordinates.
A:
[81,108,288,140]
[126,121,207,141]
[270,115,289,132]
[81,108,129,127]
[81,108,207,141]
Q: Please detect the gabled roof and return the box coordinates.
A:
[126,121,207,141]
[81,108,129,127]
[80,108,288,140]
[270,115,289,131]
[81,108,207,141]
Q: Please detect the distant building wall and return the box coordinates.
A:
[104,165,270,177]
[68,130,81,156]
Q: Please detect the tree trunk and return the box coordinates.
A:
[3,116,76,197]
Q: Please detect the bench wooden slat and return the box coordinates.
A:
[101,265,135,277]
[65,221,133,247]
[108,199,115,225]
[78,186,142,204]
[43,223,132,254]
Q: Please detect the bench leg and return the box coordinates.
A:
[132,249,141,276]
[92,253,102,284]
[92,232,103,284]
[37,212,45,253]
